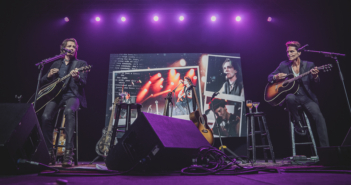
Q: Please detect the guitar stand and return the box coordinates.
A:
[90,156,102,164]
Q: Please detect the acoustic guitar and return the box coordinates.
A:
[28,65,92,113]
[184,77,214,145]
[95,96,120,157]
[264,64,332,106]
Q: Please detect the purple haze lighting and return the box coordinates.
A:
[121,17,126,22]
[211,16,216,21]
[64,17,69,22]
[267,17,272,22]
[95,17,101,22]
[179,16,184,21]
[153,16,159,21]
[235,16,241,22]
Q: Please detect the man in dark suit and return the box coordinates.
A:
[41,38,88,167]
[268,41,329,147]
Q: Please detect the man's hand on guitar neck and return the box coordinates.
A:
[274,73,287,80]
[48,68,59,78]
[70,68,80,80]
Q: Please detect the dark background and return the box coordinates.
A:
[1,0,350,161]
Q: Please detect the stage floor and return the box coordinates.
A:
[1,159,351,185]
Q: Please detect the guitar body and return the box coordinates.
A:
[264,74,298,106]
[189,110,214,146]
[28,79,66,113]
[96,127,113,157]
[95,97,120,157]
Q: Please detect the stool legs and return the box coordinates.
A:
[257,117,268,162]
[251,115,256,163]
[303,113,318,156]
[74,111,78,166]
[246,115,250,163]
[261,116,276,163]
[247,114,275,164]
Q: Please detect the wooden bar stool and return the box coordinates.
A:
[246,112,276,163]
[109,103,142,149]
[53,105,79,165]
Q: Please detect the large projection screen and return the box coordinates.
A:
[105,53,246,137]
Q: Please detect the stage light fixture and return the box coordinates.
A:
[180,59,186,66]
[154,16,159,21]
[161,78,164,81]
[211,16,216,21]
[64,17,69,22]
[171,82,174,85]
[95,17,101,22]
[235,16,241,22]
[176,73,180,78]
[170,69,176,76]
[267,17,272,22]
[193,76,197,80]
[179,16,184,21]
[148,81,151,84]
[160,85,163,88]
[144,89,147,92]
[189,69,194,76]
[157,73,161,77]
[121,17,126,22]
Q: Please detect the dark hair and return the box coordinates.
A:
[221,58,243,83]
[285,41,301,51]
[60,38,78,58]
[210,98,226,111]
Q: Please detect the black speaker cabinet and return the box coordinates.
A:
[317,146,351,166]
[0,103,49,174]
[106,112,211,171]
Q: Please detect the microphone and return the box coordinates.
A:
[62,48,72,53]
[211,91,219,101]
[298,44,309,51]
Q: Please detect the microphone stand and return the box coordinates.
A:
[304,49,350,145]
[33,53,68,111]
[209,92,245,163]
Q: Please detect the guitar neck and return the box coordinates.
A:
[287,66,324,83]
[192,86,202,115]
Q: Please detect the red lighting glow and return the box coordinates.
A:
[171,82,174,85]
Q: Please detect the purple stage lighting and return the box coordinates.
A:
[121,17,126,22]
[95,17,101,22]
[211,16,216,21]
[153,16,159,21]
[179,16,184,21]
[235,16,241,22]
[267,17,272,22]
[64,17,69,22]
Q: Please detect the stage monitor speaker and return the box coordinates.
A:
[317,146,351,166]
[342,127,351,146]
[0,103,49,174]
[106,112,211,171]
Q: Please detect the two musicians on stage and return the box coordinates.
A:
[36,39,330,167]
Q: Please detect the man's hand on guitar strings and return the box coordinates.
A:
[274,73,287,80]
[70,68,80,80]
[48,68,59,78]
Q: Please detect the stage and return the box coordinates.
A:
[1,160,351,185]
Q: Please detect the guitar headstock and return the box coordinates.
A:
[318,64,332,72]
[79,65,92,73]
[113,96,120,105]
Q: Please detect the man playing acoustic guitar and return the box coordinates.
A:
[41,38,88,166]
[268,41,329,147]
[176,77,193,115]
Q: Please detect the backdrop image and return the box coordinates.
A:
[204,96,247,137]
